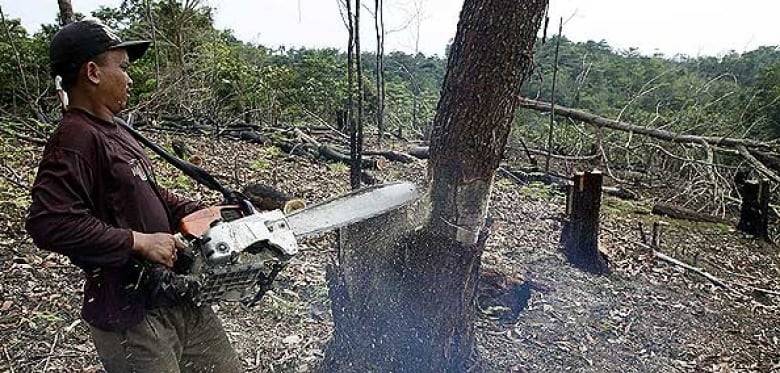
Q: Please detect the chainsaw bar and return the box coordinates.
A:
[286,182,419,238]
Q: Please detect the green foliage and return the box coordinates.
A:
[0,3,777,147]
[158,174,194,191]
[515,37,780,155]
[519,182,556,200]
[754,61,780,137]
[250,158,270,171]
[263,145,282,158]
[327,162,349,173]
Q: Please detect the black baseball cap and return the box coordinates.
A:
[49,19,151,78]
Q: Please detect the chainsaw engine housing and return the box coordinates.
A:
[178,207,298,305]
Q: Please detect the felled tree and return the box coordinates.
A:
[324,0,548,371]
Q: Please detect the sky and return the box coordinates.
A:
[1,0,778,58]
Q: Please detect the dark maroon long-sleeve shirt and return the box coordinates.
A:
[26,109,203,331]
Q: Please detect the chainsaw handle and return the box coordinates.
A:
[179,205,246,237]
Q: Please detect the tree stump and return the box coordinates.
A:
[737,179,770,239]
[561,170,609,274]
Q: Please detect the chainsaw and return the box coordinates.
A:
[171,181,418,306]
[116,117,419,306]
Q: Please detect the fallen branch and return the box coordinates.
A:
[737,145,780,184]
[289,128,378,169]
[499,166,640,200]
[363,150,417,163]
[319,144,378,169]
[408,146,430,159]
[652,249,732,290]
[639,222,780,297]
[653,249,780,297]
[42,332,59,372]
[518,97,778,151]
[0,125,46,146]
[412,144,600,163]
[525,147,600,161]
[0,162,30,189]
[651,203,730,224]
[498,167,526,185]
[3,345,14,373]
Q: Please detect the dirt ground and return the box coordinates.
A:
[1,133,778,372]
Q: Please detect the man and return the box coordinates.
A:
[25,20,242,372]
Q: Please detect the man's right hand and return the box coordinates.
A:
[132,232,178,268]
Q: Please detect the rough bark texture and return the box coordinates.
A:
[428,0,547,241]
[562,171,610,274]
[324,0,547,371]
[737,179,770,239]
[57,0,74,25]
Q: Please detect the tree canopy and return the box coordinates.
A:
[0,1,778,145]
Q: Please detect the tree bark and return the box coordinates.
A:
[375,0,386,145]
[57,0,74,25]
[737,179,770,239]
[324,0,548,371]
[562,171,609,274]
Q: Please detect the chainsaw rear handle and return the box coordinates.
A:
[178,205,247,238]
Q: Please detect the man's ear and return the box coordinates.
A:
[84,61,101,85]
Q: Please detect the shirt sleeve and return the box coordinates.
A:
[25,147,133,269]
[159,187,206,226]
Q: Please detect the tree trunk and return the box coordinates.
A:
[346,0,356,189]
[324,0,547,371]
[737,179,770,239]
[57,0,74,25]
[375,0,386,146]
[562,171,609,274]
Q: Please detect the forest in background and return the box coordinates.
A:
[1,0,779,216]
[1,2,780,371]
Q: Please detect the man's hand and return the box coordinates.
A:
[132,232,182,268]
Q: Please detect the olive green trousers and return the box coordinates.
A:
[89,303,242,373]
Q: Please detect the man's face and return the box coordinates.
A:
[89,49,133,113]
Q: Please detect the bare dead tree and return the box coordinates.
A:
[144,0,161,89]
[346,0,364,190]
[374,0,386,145]
[544,18,562,173]
[0,5,32,111]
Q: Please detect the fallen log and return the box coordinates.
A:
[319,144,378,170]
[525,147,600,161]
[276,140,319,158]
[498,166,640,200]
[651,203,730,224]
[363,150,417,164]
[737,146,780,184]
[408,146,430,159]
[361,170,382,185]
[518,97,778,151]
[242,183,306,214]
[293,128,378,169]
